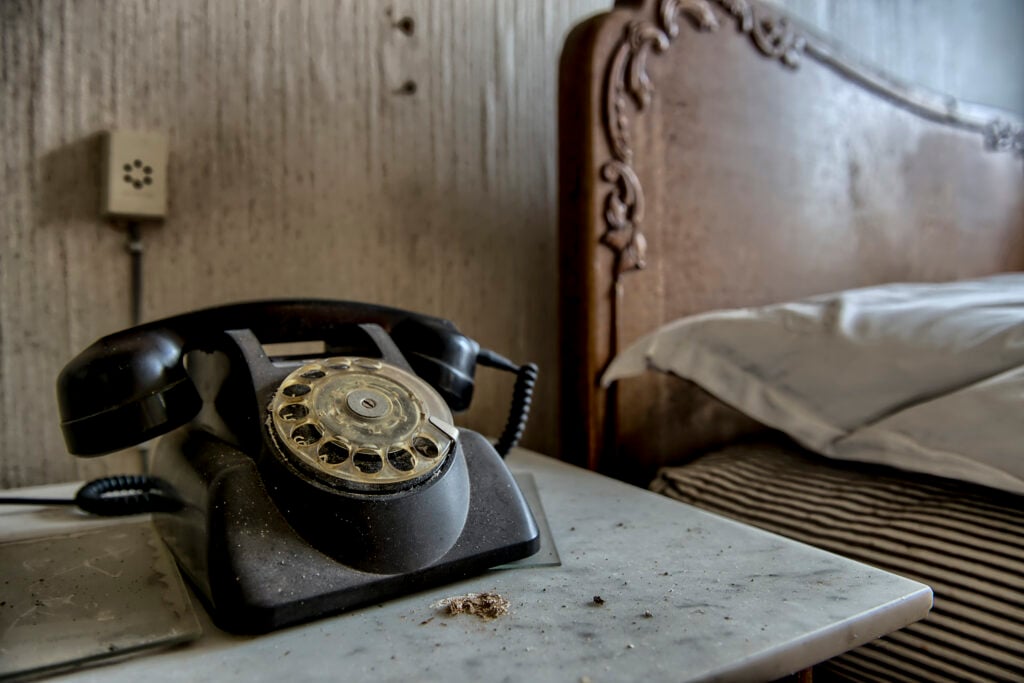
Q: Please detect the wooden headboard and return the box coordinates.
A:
[558,0,1024,474]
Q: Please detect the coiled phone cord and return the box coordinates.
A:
[0,474,181,516]
[477,349,538,458]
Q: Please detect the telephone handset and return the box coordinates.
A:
[56,300,541,633]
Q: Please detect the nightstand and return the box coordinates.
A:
[1,449,931,682]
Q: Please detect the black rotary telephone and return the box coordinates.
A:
[53,300,540,633]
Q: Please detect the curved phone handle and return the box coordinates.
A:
[57,300,480,456]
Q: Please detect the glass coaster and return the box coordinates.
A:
[0,519,201,681]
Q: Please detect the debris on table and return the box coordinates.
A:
[592,595,605,605]
[433,592,510,620]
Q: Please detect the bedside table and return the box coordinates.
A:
[3,449,931,682]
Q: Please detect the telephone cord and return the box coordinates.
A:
[493,362,538,457]
[0,474,181,516]
[477,349,538,458]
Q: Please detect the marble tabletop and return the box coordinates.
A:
[3,449,931,683]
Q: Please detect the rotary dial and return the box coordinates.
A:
[269,357,458,489]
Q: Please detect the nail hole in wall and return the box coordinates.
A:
[396,17,415,36]
[395,80,417,96]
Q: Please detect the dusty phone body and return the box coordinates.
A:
[56,301,540,633]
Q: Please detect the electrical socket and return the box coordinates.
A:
[101,130,168,220]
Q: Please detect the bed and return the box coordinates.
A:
[557,0,1023,680]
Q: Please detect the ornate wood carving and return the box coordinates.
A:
[601,160,648,273]
[600,0,804,281]
[984,120,1024,157]
[716,0,806,67]
[598,0,1022,285]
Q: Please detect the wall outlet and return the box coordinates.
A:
[101,130,168,220]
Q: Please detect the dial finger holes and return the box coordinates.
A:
[270,356,455,488]
[387,448,415,472]
[283,383,311,397]
[413,436,440,458]
[279,403,309,421]
[319,441,350,465]
[291,423,322,446]
[353,450,383,474]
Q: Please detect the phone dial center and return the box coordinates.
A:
[346,389,390,418]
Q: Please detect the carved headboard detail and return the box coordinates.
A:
[559,0,1024,472]
[602,0,804,283]
[601,0,1022,289]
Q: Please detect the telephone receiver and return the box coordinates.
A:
[56,300,541,633]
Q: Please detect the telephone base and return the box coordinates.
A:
[152,429,540,634]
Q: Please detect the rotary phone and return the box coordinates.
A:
[55,301,541,633]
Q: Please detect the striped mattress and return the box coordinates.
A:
[649,436,1024,682]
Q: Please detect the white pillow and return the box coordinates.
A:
[603,274,1024,491]
[832,366,1024,494]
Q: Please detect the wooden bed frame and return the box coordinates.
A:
[558,0,1024,476]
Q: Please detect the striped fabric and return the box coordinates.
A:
[649,437,1024,682]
